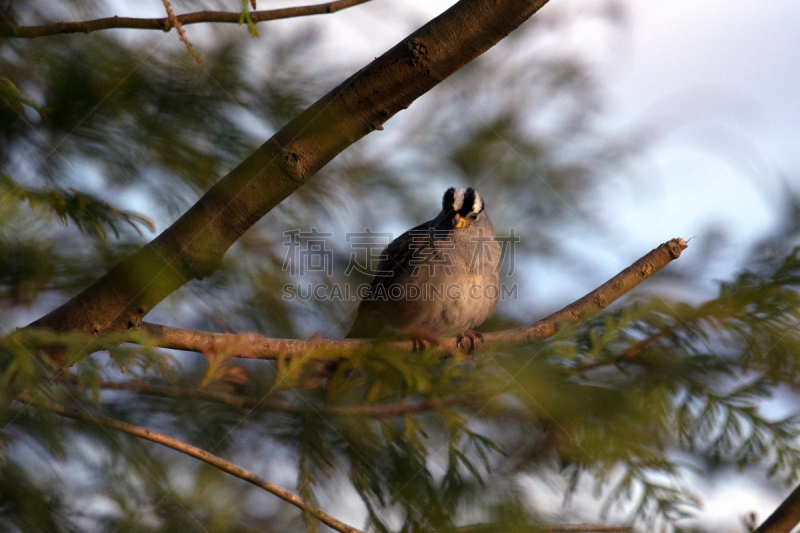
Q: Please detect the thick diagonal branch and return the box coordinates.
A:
[17,394,364,533]
[2,0,373,38]
[29,0,551,348]
[138,238,687,359]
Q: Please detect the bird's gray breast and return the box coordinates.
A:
[391,228,501,335]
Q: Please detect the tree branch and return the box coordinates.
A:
[573,326,675,372]
[16,394,364,533]
[28,0,552,356]
[57,376,476,418]
[486,238,687,345]
[454,524,631,532]
[755,482,800,533]
[160,0,202,65]
[27,387,630,533]
[2,0,373,38]
[136,239,687,360]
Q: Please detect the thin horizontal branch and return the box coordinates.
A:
[455,524,631,532]
[139,238,688,360]
[2,0,373,38]
[538,527,630,533]
[57,377,475,418]
[573,326,675,372]
[16,394,364,533]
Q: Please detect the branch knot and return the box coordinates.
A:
[408,38,432,74]
[280,150,307,182]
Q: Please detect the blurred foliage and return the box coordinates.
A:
[0,76,50,118]
[1,1,798,533]
[1,173,153,238]
[6,246,800,532]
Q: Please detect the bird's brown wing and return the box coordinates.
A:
[345,221,436,338]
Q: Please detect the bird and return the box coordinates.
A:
[346,187,501,351]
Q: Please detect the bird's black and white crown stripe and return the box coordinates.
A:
[442,187,484,217]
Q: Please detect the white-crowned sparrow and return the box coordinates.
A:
[347,187,500,350]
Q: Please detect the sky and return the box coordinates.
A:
[598,0,800,270]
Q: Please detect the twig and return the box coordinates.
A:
[139,239,688,360]
[16,393,364,533]
[455,524,632,532]
[573,326,675,371]
[161,0,202,65]
[2,0,373,38]
[56,376,476,418]
[755,482,800,533]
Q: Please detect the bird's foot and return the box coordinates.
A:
[409,330,455,356]
[456,330,484,355]
[410,331,436,353]
[411,336,426,353]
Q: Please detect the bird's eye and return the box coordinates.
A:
[470,214,478,221]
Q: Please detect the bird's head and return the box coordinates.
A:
[441,187,488,230]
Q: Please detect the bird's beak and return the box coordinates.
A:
[452,214,468,229]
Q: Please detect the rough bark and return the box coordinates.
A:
[2,0,373,38]
[29,0,551,344]
[136,238,687,360]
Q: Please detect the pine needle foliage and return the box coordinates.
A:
[1,174,154,238]
[4,248,800,530]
